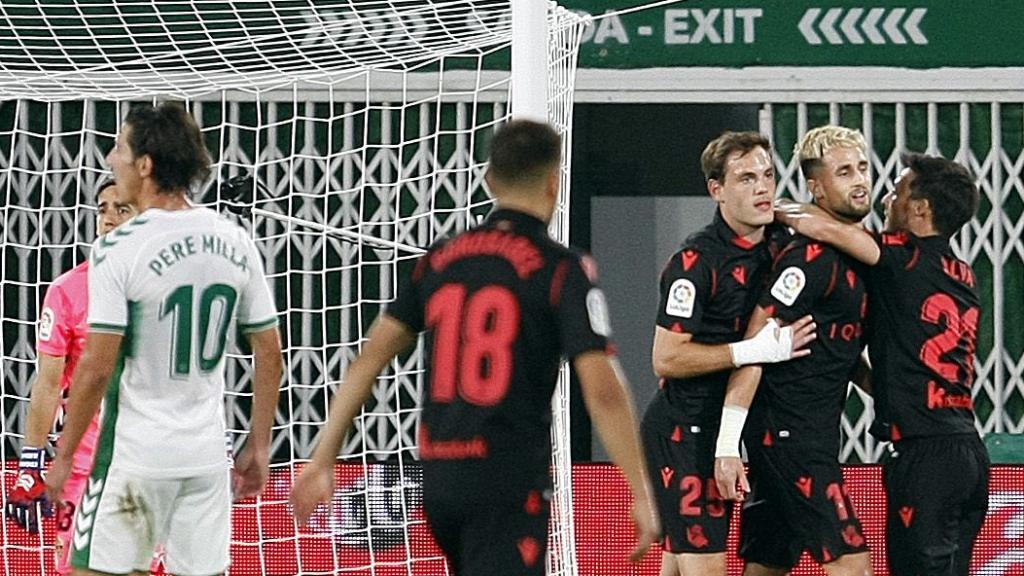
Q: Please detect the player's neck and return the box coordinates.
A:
[494,197,551,225]
[137,187,191,213]
[719,210,765,244]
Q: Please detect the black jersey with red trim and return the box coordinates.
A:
[386,208,610,476]
[645,210,788,431]
[866,231,981,441]
[752,234,868,447]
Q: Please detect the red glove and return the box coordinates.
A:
[5,447,53,533]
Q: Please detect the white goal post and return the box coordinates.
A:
[0,2,588,574]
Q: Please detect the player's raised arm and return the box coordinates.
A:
[290,314,416,524]
[574,352,660,562]
[775,200,880,265]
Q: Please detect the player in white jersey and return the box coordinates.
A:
[5,179,134,575]
[46,102,283,576]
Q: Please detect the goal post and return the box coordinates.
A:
[0,2,588,575]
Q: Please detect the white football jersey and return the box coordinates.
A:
[87,207,278,478]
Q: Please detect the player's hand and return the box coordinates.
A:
[788,314,817,359]
[714,456,749,502]
[7,447,54,533]
[628,494,660,563]
[232,443,270,501]
[290,460,335,526]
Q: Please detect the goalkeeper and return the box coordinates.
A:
[5,179,134,574]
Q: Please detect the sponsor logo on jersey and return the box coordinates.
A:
[665,278,696,318]
[39,307,55,341]
[771,266,806,306]
[586,288,612,337]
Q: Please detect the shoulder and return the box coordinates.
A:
[776,234,837,266]
[90,213,156,266]
[49,261,89,292]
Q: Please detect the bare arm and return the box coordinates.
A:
[575,351,659,562]
[291,315,416,522]
[652,327,733,379]
[714,306,771,502]
[231,326,284,499]
[775,201,880,265]
[24,354,65,448]
[46,332,122,501]
[245,327,283,450]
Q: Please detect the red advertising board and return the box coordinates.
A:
[3,463,1021,575]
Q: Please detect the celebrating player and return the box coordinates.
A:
[291,119,659,575]
[5,179,134,574]
[45,102,283,576]
[715,125,874,576]
[641,131,815,576]
[776,152,987,575]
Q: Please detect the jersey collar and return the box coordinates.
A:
[712,208,761,250]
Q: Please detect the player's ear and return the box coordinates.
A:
[806,178,824,202]
[545,165,560,201]
[706,178,722,201]
[136,154,154,179]
[911,196,931,217]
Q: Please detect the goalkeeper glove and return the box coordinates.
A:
[5,446,53,533]
[728,319,795,366]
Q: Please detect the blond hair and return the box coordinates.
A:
[795,125,867,179]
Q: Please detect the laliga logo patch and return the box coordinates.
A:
[771,266,806,307]
[586,288,612,337]
[666,278,696,318]
[39,307,55,342]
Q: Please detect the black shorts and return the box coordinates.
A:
[641,418,731,554]
[883,433,990,576]
[422,467,551,576]
[740,437,868,569]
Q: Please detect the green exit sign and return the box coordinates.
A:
[561,0,1024,68]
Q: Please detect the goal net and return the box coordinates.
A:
[0,1,587,574]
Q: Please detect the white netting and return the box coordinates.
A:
[0,2,587,574]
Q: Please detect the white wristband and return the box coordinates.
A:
[715,404,748,458]
[728,319,794,366]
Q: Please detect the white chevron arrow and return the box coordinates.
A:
[798,8,822,45]
[841,8,864,44]
[798,7,928,46]
[904,8,927,44]
[820,8,843,44]
[862,8,886,44]
[883,8,907,44]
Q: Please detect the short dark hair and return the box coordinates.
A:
[901,152,979,237]
[94,177,117,203]
[487,119,561,187]
[700,131,772,183]
[125,102,211,194]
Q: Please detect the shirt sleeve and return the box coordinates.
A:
[385,256,426,333]
[872,230,918,272]
[37,283,71,356]
[555,254,611,360]
[759,241,836,323]
[236,236,279,333]
[87,245,130,334]
[655,247,713,334]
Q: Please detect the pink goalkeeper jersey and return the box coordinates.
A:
[37,261,100,474]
